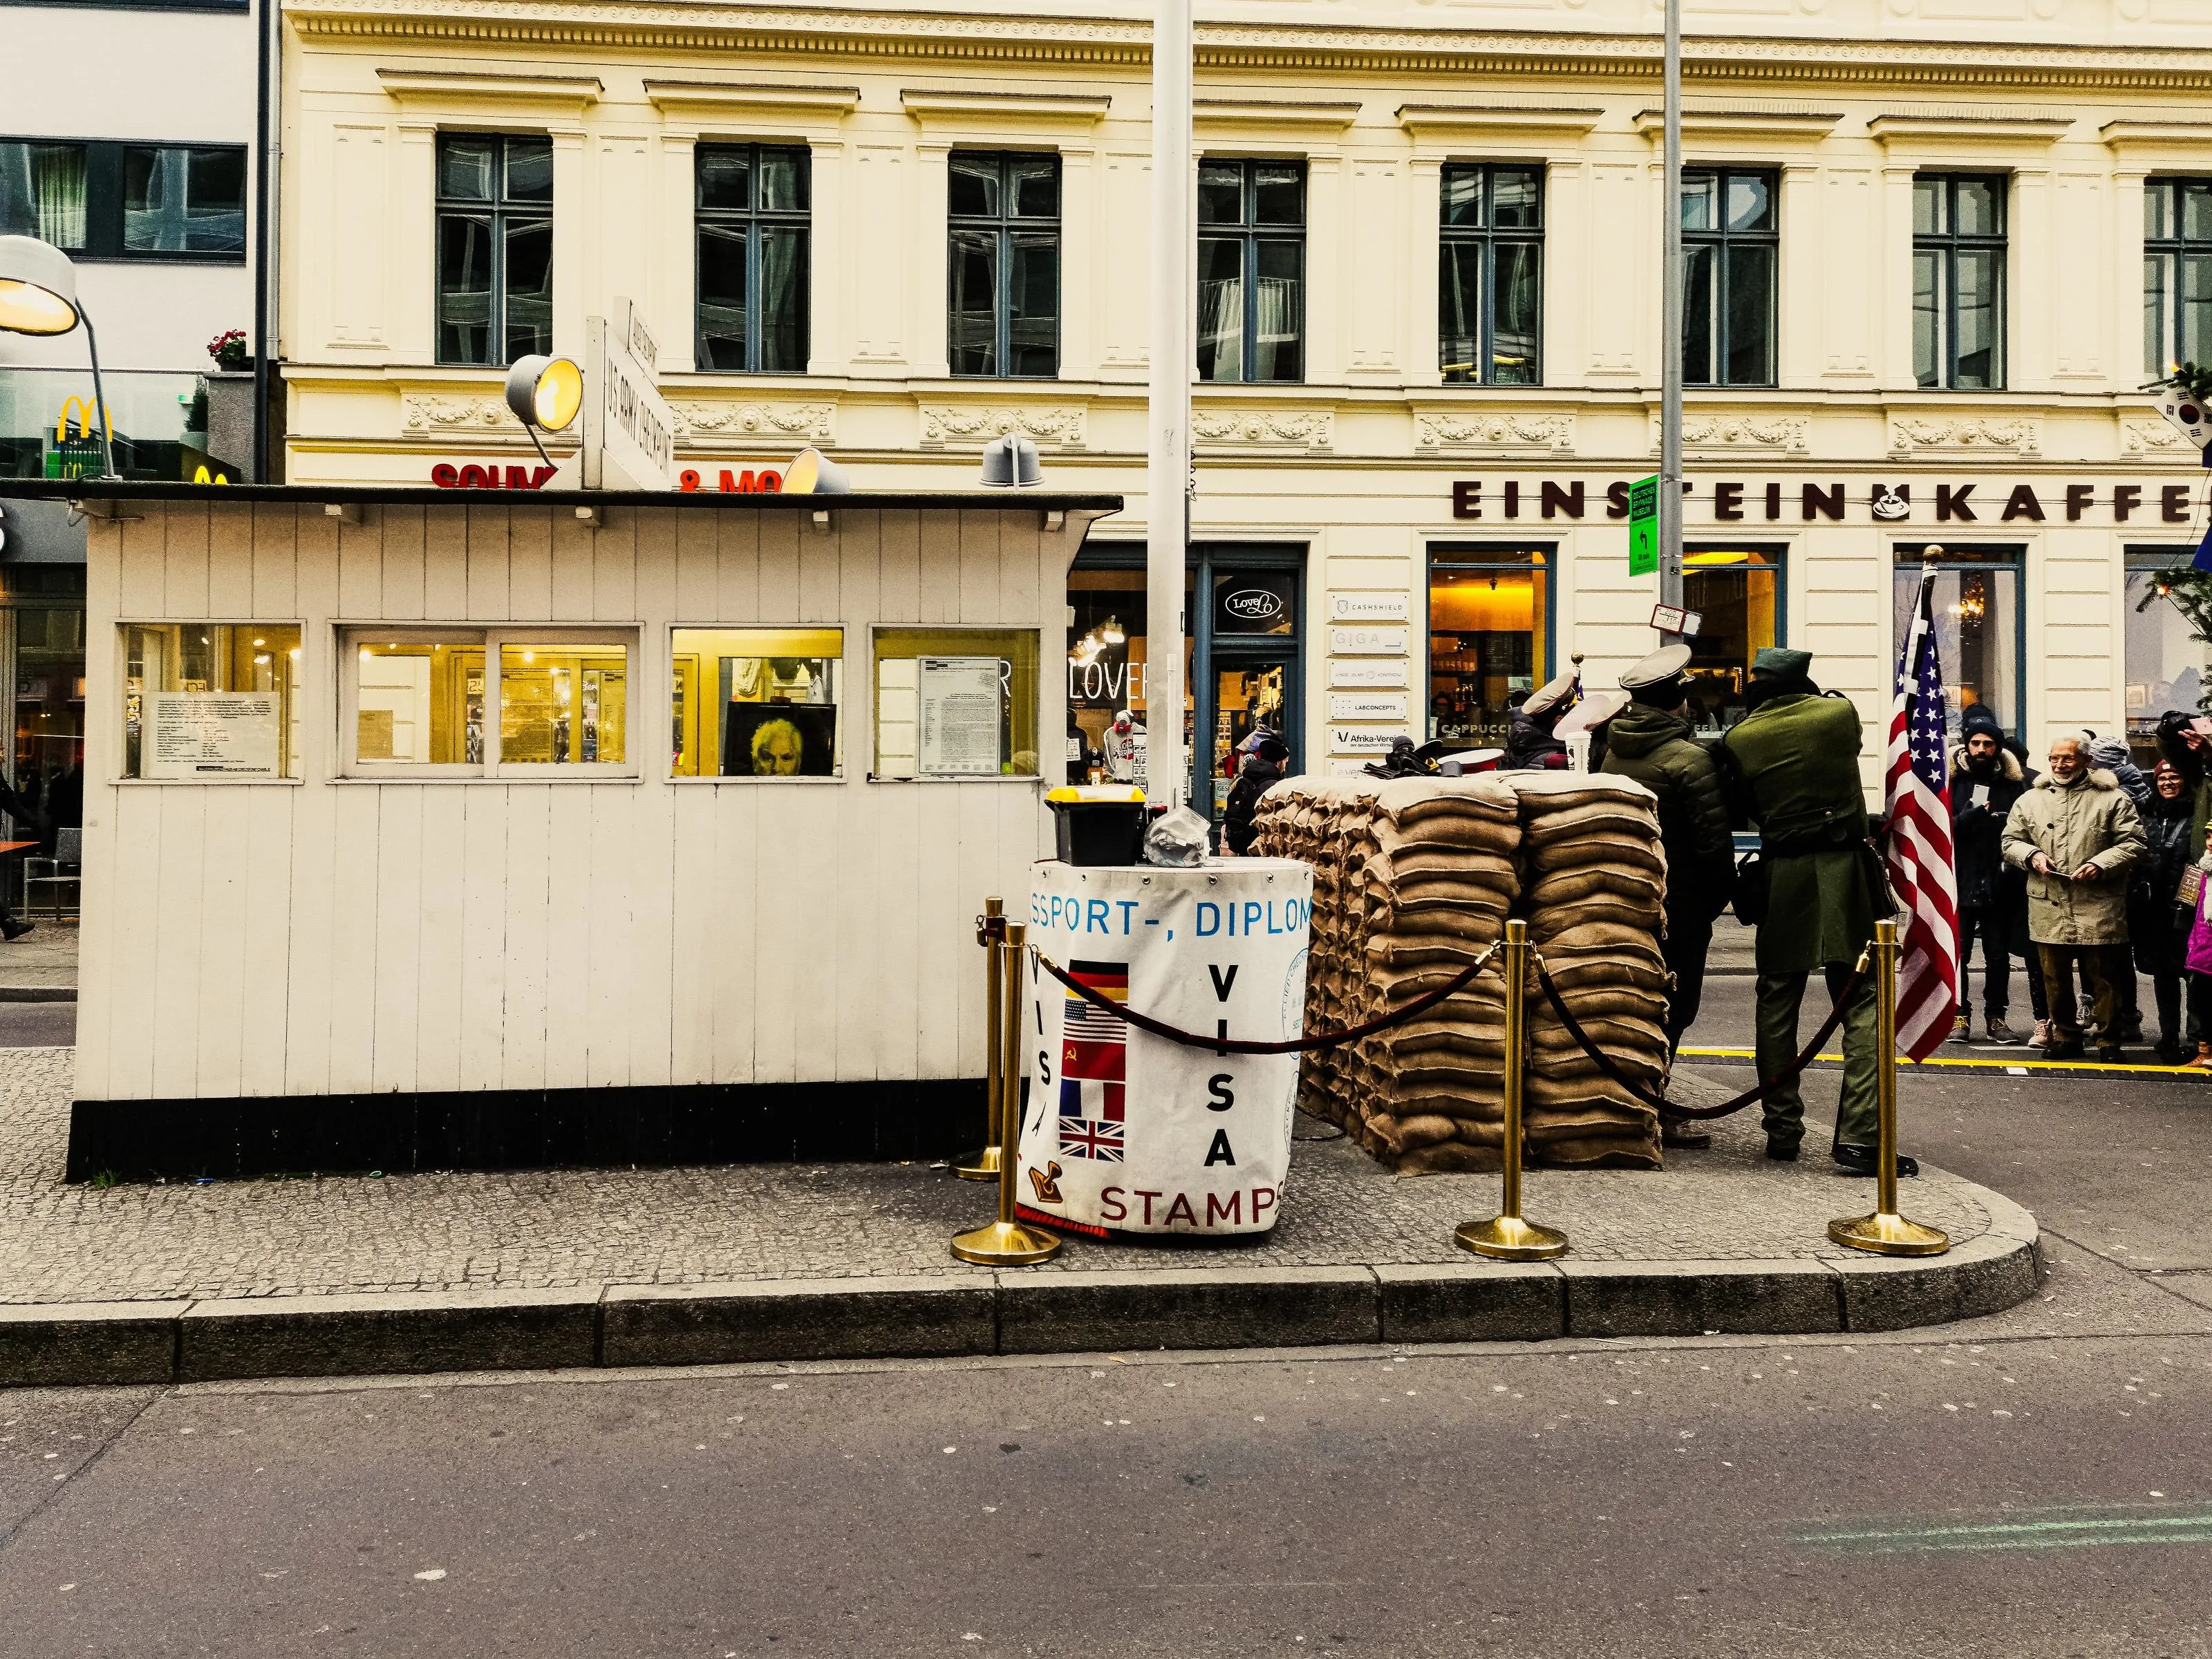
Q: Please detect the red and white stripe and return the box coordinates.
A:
[1886,575,1961,1061]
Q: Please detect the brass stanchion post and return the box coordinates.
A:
[1455,919,1568,1261]
[953,924,1062,1266]
[1828,919,1949,1257]
[955,897,1007,1181]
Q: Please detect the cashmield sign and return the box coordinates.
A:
[583,299,677,491]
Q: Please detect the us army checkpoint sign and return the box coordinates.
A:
[1017,860,1312,1237]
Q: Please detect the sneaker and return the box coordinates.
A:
[2190,1044,2212,1071]
[2031,1019,2051,1047]
[1986,1018,2021,1045]
[1950,1013,1971,1043]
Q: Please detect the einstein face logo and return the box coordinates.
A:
[1871,485,1911,522]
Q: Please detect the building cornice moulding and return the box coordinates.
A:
[288,2,2212,93]
[1630,106,1844,142]
[644,79,861,118]
[2102,119,2212,151]
[1398,104,1603,143]
[375,66,602,111]
[901,88,1111,129]
[1867,111,2074,146]
[1193,98,1360,135]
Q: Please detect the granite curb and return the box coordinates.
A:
[0,1199,2043,1387]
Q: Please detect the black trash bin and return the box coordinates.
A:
[1046,785,1147,867]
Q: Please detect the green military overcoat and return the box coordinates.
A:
[1721,691,1877,975]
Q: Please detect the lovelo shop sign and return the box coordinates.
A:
[1450,477,2206,525]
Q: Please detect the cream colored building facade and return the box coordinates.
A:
[277,0,2212,798]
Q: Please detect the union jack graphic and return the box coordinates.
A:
[1058,1117,1126,1161]
[1058,959,1129,1159]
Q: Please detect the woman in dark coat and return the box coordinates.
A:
[2135,758,2197,1063]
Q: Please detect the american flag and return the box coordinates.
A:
[1886,570,1961,1060]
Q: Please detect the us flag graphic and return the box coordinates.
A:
[1058,960,1128,1161]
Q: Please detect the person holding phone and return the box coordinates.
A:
[2135,758,2197,1065]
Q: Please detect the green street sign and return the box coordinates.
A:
[1627,474,1660,578]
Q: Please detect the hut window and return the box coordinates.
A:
[341,628,635,776]
[872,628,1040,780]
[122,624,302,780]
[670,628,843,778]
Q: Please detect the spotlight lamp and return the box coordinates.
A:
[782,446,850,495]
[503,354,584,470]
[980,432,1043,488]
[0,235,117,480]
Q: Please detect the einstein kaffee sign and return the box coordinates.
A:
[1449,476,2206,527]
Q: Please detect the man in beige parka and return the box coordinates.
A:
[2001,731,2146,1062]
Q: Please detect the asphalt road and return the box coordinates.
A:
[1,966,2209,1654]
[0,1002,73,1048]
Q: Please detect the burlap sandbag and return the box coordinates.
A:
[1393,1139,1504,1174]
[1528,865,1668,912]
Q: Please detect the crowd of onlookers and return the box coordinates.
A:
[1953,704,2212,1065]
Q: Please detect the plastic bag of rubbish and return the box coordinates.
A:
[1143,803,1212,868]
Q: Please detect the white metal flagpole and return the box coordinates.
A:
[1146,0,1193,809]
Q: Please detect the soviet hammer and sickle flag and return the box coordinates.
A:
[1058,960,1130,1161]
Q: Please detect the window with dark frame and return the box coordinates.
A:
[1914,174,2007,391]
[947,151,1060,379]
[1439,164,1542,386]
[0,138,247,260]
[435,133,554,368]
[1198,159,1305,384]
[695,144,810,374]
[2144,179,2212,377]
[1681,169,1777,386]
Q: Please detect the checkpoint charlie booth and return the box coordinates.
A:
[44,481,1128,1179]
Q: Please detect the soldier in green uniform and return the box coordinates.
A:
[1721,647,1918,1176]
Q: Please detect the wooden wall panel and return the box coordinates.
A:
[85,503,1079,1104]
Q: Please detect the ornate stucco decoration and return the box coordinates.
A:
[670,401,837,442]
[401,395,515,434]
[1653,413,1810,455]
[1414,411,1575,454]
[918,404,1087,448]
[1886,415,2041,457]
[2124,418,2197,458]
[1192,408,1333,450]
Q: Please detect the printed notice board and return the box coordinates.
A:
[147,691,281,778]
[917,656,1004,774]
[1628,475,1660,578]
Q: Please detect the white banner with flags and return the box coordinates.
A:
[1016,859,1311,1237]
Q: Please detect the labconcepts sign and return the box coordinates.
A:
[1451,477,2206,526]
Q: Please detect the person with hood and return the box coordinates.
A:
[1948,712,2031,1043]
[1502,669,1577,770]
[2001,731,2146,1062]
[1722,648,1911,1174]
[2154,707,2212,860]
[2134,758,2197,1064]
[1600,643,1736,1150]
[1221,728,1289,856]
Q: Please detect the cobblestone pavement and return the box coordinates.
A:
[0,1049,1997,1305]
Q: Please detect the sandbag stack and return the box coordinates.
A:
[1508,774,1668,1169]
[1253,775,1521,1173]
[1253,769,1669,1174]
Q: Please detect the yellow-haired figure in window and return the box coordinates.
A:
[750,717,805,776]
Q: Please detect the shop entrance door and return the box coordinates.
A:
[1194,550,1302,824]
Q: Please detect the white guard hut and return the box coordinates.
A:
[17,481,1119,1180]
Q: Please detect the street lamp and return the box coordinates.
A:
[0,235,118,480]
